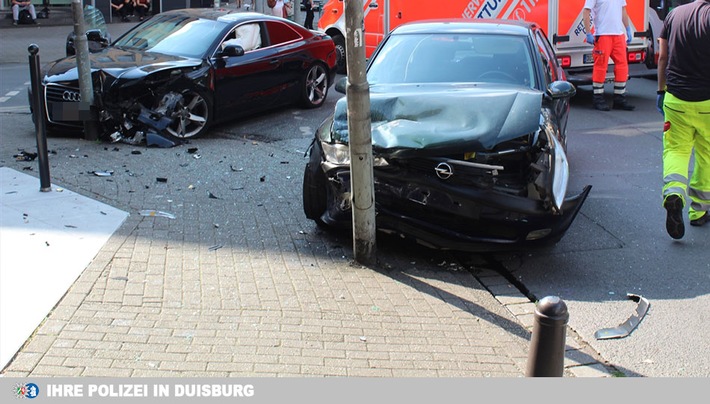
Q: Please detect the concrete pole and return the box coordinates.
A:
[344,0,376,265]
[71,0,98,140]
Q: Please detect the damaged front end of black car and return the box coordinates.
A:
[36,51,211,147]
[303,84,591,252]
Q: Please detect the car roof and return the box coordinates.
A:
[157,8,284,24]
[391,19,536,36]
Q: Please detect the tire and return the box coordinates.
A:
[302,145,328,226]
[300,63,329,109]
[163,88,212,139]
[332,34,347,74]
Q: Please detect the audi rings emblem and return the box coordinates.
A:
[62,90,81,102]
[435,162,453,180]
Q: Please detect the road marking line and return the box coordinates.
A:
[0,97,9,103]
[5,91,20,97]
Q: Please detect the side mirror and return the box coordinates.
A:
[547,80,576,99]
[334,77,347,94]
[86,29,103,42]
[220,45,245,58]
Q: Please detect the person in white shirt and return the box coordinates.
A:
[582,0,635,111]
[271,0,284,17]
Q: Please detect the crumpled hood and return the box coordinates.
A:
[45,47,202,82]
[331,83,543,157]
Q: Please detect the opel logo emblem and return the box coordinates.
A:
[62,90,81,102]
[435,162,453,180]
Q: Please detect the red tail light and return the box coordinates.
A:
[628,50,646,64]
[558,55,572,68]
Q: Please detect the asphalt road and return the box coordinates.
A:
[1,21,708,377]
[518,79,710,377]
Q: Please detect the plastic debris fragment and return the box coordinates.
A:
[13,151,38,161]
[139,210,176,219]
[594,294,650,340]
[146,131,178,148]
[91,170,114,177]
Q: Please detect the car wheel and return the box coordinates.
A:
[164,89,211,139]
[300,63,329,109]
[332,34,347,74]
[302,146,328,226]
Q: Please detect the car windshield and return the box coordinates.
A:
[368,33,536,88]
[113,14,227,58]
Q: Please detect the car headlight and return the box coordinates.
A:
[547,132,569,212]
[321,142,389,167]
[322,142,351,165]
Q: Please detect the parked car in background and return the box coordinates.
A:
[303,19,591,252]
[33,9,337,143]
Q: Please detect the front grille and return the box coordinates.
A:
[45,84,81,103]
[389,157,501,189]
[44,83,84,126]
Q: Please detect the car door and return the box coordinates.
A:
[260,20,310,108]
[212,22,282,117]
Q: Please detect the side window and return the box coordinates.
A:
[263,21,301,46]
[222,23,262,52]
[534,30,556,84]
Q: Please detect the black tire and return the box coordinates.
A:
[300,63,329,109]
[332,34,347,74]
[163,88,212,139]
[302,146,328,226]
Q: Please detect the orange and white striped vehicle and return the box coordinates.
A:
[318,0,652,84]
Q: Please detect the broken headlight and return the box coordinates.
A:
[321,142,389,167]
[322,142,351,165]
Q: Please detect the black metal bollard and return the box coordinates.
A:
[28,44,52,192]
[526,295,569,377]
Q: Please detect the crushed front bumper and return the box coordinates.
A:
[321,167,591,252]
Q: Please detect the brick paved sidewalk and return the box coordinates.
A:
[0,107,541,377]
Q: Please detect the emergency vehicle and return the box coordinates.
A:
[318,0,652,84]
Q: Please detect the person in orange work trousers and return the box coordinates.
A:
[583,0,635,111]
[656,0,710,239]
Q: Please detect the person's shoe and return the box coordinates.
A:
[592,94,610,111]
[13,20,18,26]
[664,194,685,239]
[613,95,635,111]
[31,19,38,25]
[122,17,130,22]
[690,211,709,227]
